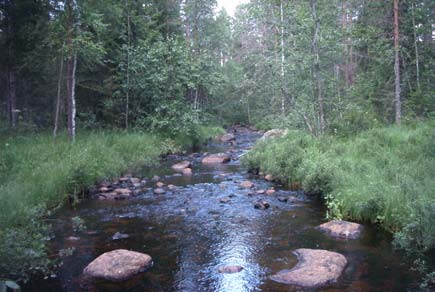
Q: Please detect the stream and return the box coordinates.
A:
[27,127,417,291]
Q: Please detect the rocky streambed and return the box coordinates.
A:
[27,126,418,291]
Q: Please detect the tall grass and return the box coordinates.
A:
[0,126,221,281]
[243,121,435,251]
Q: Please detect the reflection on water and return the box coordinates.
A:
[26,131,421,292]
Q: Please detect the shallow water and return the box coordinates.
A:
[27,130,419,291]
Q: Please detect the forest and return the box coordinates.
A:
[0,0,434,291]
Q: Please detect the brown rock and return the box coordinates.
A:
[168,184,177,190]
[254,199,270,210]
[156,182,165,188]
[265,174,274,181]
[256,189,265,194]
[130,177,140,184]
[219,197,230,203]
[219,133,235,143]
[114,188,132,195]
[99,187,110,193]
[218,265,243,274]
[266,189,275,195]
[153,188,166,195]
[119,177,129,182]
[83,249,152,282]
[240,180,254,189]
[202,153,231,164]
[270,249,347,287]
[318,220,363,239]
[171,161,191,171]
[182,168,192,175]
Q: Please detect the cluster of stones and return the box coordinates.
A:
[83,130,364,289]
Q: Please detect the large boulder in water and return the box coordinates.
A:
[270,249,347,288]
[83,249,152,282]
[318,220,363,239]
[261,129,288,140]
[219,133,235,143]
[202,153,231,164]
[171,161,191,171]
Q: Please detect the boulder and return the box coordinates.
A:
[218,265,243,274]
[264,174,274,182]
[153,188,166,195]
[261,129,288,140]
[202,153,231,164]
[182,168,192,175]
[254,199,270,210]
[83,249,152,282]
[270,249,347,288]
[99,186,110,193]
[171,161,191,171]
[240,180,254,189]
[219,133,235,143]
[266,189,275,195]
[318,220,363,239]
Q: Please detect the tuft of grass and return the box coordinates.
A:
[0,128,221,282]
[243,121,435,251]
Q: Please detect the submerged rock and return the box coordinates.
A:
[112,232,129,240]
[240,180,254,189]
[171,161,191,171]
[154,188,166,195]
[218,265,243,274]
[83,249,152,282]
[202,153,231,164]
[254,199,270,210]
[318,220,363,239]
[219,197,230,204]
[270,249,347,288]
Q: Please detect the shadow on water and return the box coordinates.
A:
[27,128,419,292]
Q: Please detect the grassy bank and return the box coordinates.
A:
[243,122,435,251]
[0,126,223,282]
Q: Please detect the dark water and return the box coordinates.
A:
[27,129,419,291]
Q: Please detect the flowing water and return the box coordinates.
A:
[27,128,419,292]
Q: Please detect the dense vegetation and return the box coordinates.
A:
[0,0,433,286]
[243,121,435,251]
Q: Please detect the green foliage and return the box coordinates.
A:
[243,121,435,251]
[0,130,188,282]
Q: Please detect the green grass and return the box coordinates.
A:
[0,126,222,282]
[243,121,435,251]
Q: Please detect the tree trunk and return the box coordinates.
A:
[66,0,77,141]
[6,0,17,128]
[311,0,325,134]
[411,1,420,91]
[7,69,17,128]
[393,0,401,125]
[53,56,64,138]
[125,0,131,129]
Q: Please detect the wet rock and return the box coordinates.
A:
[132,183,141,188]
[256,189,265,194]
[99,187,110,193]
[219,133,236,143]
[219,197,230,204]
[153,188,166,195]
[171,161,191,171]
[218,265,243,274]
[168,184,177,190]
[156,182,165,188]
[130,177,140,184]
[254,199,270,210]
[151,175,160,182]
[261,129,288,140]
[83,249,152,282]
[98,191,130,200]
[265,174,275,182]
[318,220,363,239]
[266,189,276,195]
[278,197,288,202]
[114,188,132,196]
[66,236,80,241]
[112,232,129,240]
[202,153,231,164]
[270,249,347,288]
[119,177,129,183]
[182,168,192,175]
[240,180,254,189]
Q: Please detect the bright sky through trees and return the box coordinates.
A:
[216,0,250,17]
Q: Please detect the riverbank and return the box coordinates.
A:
[0,126,223,282]
[242,121,435,252]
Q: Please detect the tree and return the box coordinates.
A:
[393,0,401,125]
